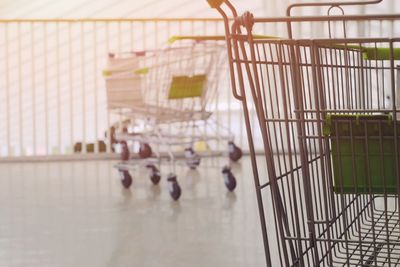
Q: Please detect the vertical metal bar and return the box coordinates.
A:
[105,22,111,153]
[387,41,400,246]
[142,21,146,49]
[166,20,171,50]
[154,20,158,55]
[56,22,61,154]
[5,23,10,156]
[130,21,134,50]
[219,18,232,148]
[44,22,49,155]
[117,21,124,131]
[31,22,37,155]
[348,110,363,263]
[213,20,222,152]
[93,21,99,153]
[283,42,311,265]
[377,118,390,265]
[291,42,317,264]
[238,26,246,149]
[362,121,377,266]
[17,23,23,156]
[156,20,162,154]
[81,22,86,153]
[69,23,74,154]
[118,21,122,53]
[227,16,275,265]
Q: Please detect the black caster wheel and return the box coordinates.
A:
[184,147,201,170]
[139,143,152,159]
[146,164,161,185]
[119,170,132,189]
[228,142,242,162]
[167,174,181,201]
[222,166,237,192]
[120,141,130,161]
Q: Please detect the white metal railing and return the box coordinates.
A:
[0,18,250,159]
[1,1,396,160]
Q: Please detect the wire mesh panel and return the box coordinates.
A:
[211,0,400,266]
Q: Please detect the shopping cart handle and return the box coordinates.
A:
[206,0,225,8]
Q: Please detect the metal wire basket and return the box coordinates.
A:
[210,0,400,265]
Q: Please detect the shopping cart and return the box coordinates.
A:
[210,0,400,266]
[103,37,242,200]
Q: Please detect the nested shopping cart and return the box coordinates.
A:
[210,0,400,266]
[103,37,242,200]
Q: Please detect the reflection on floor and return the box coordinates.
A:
[0,156,264,267]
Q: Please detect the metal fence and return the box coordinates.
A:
[0,18,252,159]
[2,3,396,160]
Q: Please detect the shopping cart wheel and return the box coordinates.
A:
[167,174,181,201]
[222,166,236,192]
[184,148,201,170]
[146,164,161,185]
[120,141,130,161]
[139,143,152,159]
[228,141,242,162]
[119,169,132,189]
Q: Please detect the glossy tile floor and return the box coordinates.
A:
[0,157,265,267]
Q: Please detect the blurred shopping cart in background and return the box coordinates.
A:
[103,37,242,200]
[210,0,400,266]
